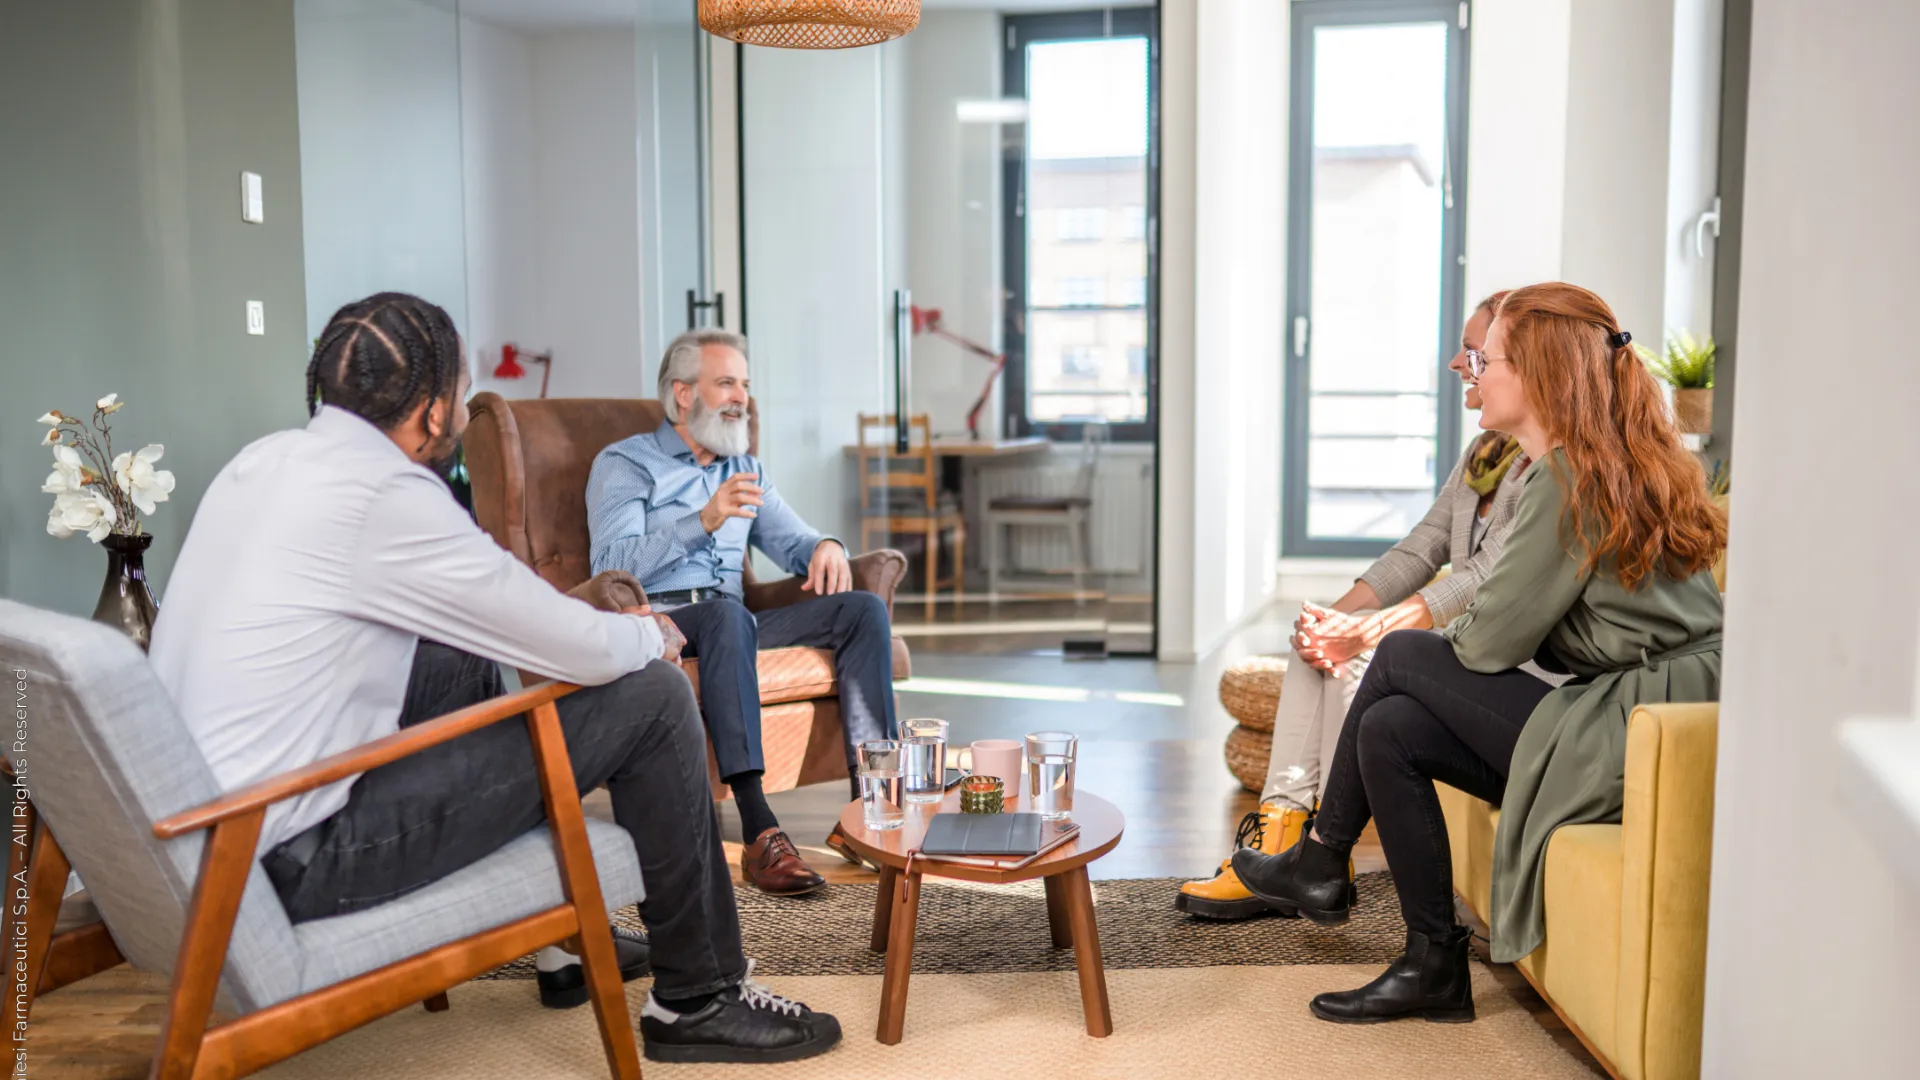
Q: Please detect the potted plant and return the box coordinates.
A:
[37,395,178,650]
[1637,330,1716,434]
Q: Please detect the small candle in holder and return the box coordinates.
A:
[959,774,1005,815]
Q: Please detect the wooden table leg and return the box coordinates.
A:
[1061,867,1112,1037]
[876,869,922,1044]
[1043,874,1073,949]
[871,865,900,953]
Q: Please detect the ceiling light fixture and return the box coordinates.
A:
[698,0,920,50]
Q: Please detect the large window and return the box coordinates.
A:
[1003,8,1158,440]
[1282,0,1470,555]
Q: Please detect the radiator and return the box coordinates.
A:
[965,452,1154,577]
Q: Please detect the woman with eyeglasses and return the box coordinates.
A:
[1178,290,1548,920]
[1232,282,1726,1024]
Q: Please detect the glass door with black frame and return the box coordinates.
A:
[997,6,1160,658]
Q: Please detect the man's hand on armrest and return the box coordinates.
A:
[803,539,853,595]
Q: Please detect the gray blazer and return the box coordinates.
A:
[1357,433,1529,626]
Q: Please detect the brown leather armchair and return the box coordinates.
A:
[462,392,911,799]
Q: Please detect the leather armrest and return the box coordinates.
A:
[742,549,909,615]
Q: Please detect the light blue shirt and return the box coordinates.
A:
[586,424,830,598]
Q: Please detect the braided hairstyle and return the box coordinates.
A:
[305,292,463,435]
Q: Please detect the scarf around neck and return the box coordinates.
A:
[1464,433,1524,496]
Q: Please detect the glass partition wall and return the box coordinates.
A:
[294,0,713,404]
[739,3,1161,659]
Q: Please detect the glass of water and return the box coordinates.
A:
[858,739,906,831]
[1025,731,1078,821]
[901,718,949,804]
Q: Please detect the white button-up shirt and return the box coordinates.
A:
[149,405,662,851]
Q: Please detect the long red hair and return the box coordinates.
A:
[1494,283,1726,589]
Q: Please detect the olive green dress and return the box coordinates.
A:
[1442,450,1723,963]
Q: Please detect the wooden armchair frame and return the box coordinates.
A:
[12,680,643,1080]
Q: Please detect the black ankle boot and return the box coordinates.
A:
[1229,836,1356,925]
[1309,926,1475,1024]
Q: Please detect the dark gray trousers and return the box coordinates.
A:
[261,643,747,998]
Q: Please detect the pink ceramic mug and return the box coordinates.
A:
[964,739,1025,795]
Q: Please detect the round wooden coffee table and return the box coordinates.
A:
[834,787,1125,1044]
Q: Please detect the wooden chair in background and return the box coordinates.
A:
[856,414,966,619]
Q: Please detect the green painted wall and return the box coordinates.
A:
[0,0,309,613]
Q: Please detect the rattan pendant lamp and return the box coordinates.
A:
[699,0,920,49]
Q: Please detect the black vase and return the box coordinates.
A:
[93,532,159,652]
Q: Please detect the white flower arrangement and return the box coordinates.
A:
[38,394,176,543]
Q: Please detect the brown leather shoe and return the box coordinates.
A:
[741,828,827,896]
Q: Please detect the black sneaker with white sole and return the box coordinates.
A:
[536,925,651,1009]
[639,961,842,1064]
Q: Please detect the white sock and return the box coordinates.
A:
[535,945,577,973]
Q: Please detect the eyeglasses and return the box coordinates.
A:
[1464,348,1507,380]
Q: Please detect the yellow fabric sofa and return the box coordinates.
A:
[1438,702,1718,1080]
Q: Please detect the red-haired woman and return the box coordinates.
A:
[1232,282,1727,1024]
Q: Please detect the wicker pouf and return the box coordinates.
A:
[1224,723,1272,793]
[1218,654,1285,732]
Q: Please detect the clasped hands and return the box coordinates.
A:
[1292,601,1380,676]
[566,570,687,662]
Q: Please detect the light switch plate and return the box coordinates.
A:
[246,300,265,335]
[241,171,264,223]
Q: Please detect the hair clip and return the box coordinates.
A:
[1607,330,1632,349]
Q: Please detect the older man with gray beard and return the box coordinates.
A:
[586,329,897,896]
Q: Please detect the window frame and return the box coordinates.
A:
[1002,6,1160,444]
[1281,0,1473,557]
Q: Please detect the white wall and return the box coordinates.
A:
[1156,0,1286,661]
[1558,0,1676,343]
[527,30,646,398]
[903,9,1005,438]
[459,15,538,389]
[294,0,468,342]
[742,46,891,546]
[1700,3,1920,1076]
[1468,0,1725,345]
[299,6,648,399]
[1461,0,1572,306]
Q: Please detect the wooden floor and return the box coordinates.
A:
[21,607,1603,1078]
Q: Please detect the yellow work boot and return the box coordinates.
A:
[1175,803,1311,920]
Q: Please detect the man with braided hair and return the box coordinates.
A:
[150,293,842,1064]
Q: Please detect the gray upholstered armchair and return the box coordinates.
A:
[0,600,646,1080]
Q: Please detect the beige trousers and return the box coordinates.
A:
[1260,647,1368,810]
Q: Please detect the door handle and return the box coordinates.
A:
[1692,196,1722,259]
[686,290,726,330]
[894,289,912,453]
[1293,315,1310,358]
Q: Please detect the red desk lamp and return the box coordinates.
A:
[493,343,553,399]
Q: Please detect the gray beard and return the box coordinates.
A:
[686,399,751,459]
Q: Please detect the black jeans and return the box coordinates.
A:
[1312,630,1554,938]
[665,591,897,782]
[261,642,747,998]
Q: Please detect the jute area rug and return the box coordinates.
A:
[250,875,1596,1078]
[258,966,1595,1080]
